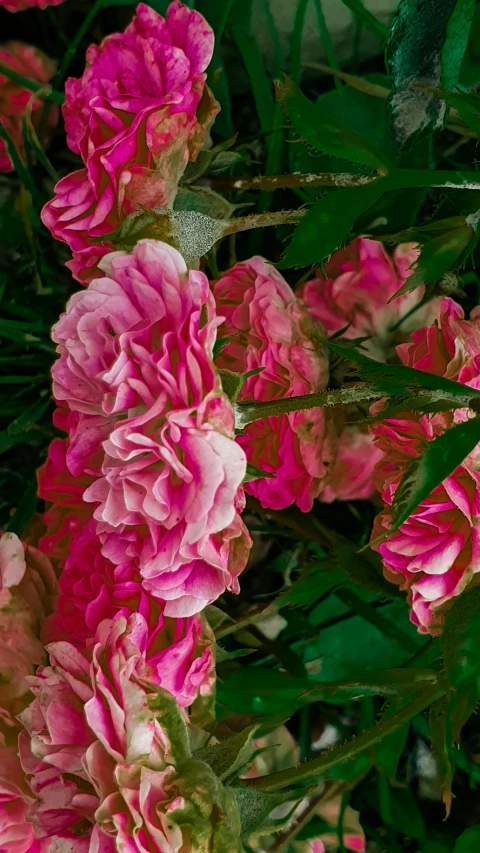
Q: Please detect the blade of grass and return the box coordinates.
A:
[0,123,44,206]
[54,0,105,86]
[339,0,388,42]
[232,5,275,133]
[0,63,64,104]
[260,0,285,70]
[289,0,309,84]
[5,480,38,537]
[313,0,342,92]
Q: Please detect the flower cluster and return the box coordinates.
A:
[50,238,250,616]
[300,237,440,502]
[17,614,242,851]
[213,256,338,511]
[42,1,219,283]
[0,41,58,172]
[371,298,480,633]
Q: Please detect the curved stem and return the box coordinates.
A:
[240,683,445,792]
[235,385,382,429]
[223,209,307,234]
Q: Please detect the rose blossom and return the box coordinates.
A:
[371,298,480,633]
[300,238,441,504]
[51,239,250,616]
[37,435,95,562]
[19,614,186,846]
[213,256,338,512]
[41,1,218,283]
[44,519,215,709]
[0,708,50,853]
[91,757,243,853]
[0,0,64,11]
[0,42,58,172]
[300,238,440,362]
[0,532,56,715]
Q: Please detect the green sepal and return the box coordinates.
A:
[232,786,305,839]
[193,725,260,782]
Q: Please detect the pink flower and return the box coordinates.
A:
[213,257,338,512]
[371,298,480,633]
[42,1,218,283]
[0,0,64,11]
[300,238,441,503]
[321,426,384,503]
[45,519,215,709]
[0,532,56,715]
[91,757,242,853]
[37,434,96,562]
[0,709,49,853]
[18,640,98,841]
[52,239,250,616]
[0,42,58,172]
[300,238,440,362]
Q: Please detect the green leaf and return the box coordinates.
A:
[278,565,346,608]
[429,87,480,134]
[278,182,386,269]
[231,0,274,134]
[193,726,259,782]
[323,337,480,403]
[454,827,480,852]
[276,75,390,172]
[7,395,50,435]
[243,463,275,483]
[385,787,426,843]
[306,601,424,682]
[174,187,238,221]
[4,480,38,537]
[386,0,476,149]
[442,586,480,737]
[232,787,302,839]
[339,0,388,41]
[374,699,410,778]
[392,223,478,297]
[386,415,480,538]
[217,668,311,716]
[429,695,455,815]
[289,0,309,85]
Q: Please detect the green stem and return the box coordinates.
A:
[235,385,382,429]
[210,173,379,191]
[224,209,307,235]
[241,684,445,792]
[0,64,64,104]
[211,167,480,194]
[313,0,342,92]
[54,0,104,85]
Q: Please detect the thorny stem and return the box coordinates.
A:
[235,385,382,429]
[209,172,380,192]
[209,168,480,194]
[241,683,445,792]
[223,209,306,234]
[236,384,480,430]
[270,779,363,853]
[215,604,278,640]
